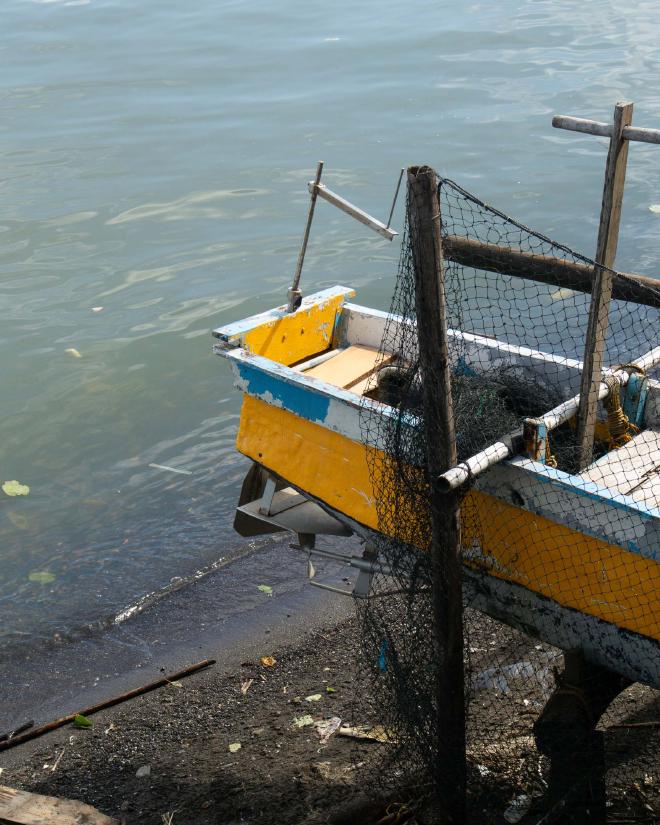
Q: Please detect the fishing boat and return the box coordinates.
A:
[212,110,660,700]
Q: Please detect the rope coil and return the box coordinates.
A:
[602,375,639,448]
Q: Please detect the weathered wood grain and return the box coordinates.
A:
[0,786,118,825]
[408,164,466,822]
[577,101,635,469]
[441,235,660,308]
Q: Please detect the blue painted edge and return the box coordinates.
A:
[211,286,355,340]
[510,456,660,522]
[622,373,649,429]
[225,349,405,435]
[229,351,659,523]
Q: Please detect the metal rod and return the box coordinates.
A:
[386,168,405,229]
[310,182,398,240]
[553,115,660,145]
[298,544,392,577]
[288,160,324,312]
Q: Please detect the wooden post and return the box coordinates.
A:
[575,101,634,468]
[407,165,466,823]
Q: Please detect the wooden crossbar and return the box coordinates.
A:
[552,115,660,145]
[442,235,660,309]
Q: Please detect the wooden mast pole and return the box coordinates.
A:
[407,165,466,823]
[572,101,634,469]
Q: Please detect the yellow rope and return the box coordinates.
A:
[374,802,414,824]
[602,375,639,449]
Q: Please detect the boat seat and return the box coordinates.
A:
[302,345,393,395]
[578,428,660,509]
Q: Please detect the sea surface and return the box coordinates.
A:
[2,0,660,660]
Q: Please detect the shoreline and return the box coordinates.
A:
[1,534,358,736]
[2,611,367,825]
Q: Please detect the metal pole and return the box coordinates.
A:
[408,164,466,823]
[288,161,324,312]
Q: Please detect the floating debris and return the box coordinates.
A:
[2,480,30,497]
[28,571,55,585]
[148,463,193,476]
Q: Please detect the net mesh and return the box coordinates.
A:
[356,174,660,823]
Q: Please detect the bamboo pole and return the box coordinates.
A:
[0,659,215,752]
[408,165,466,823]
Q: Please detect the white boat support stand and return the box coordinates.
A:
[294,535,387,599]
[240,473,390,598]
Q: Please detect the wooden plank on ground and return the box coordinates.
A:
[0,785,118,825]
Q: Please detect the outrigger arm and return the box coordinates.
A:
[287,164,400,312]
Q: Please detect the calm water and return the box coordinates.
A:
[2,0,660,651]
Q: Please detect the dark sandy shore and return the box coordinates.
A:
[1,538,658,824]
[1,614,376,825]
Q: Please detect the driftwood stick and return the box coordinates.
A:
[0,721,34,744]
[442,235,660,308]
[0,659,215,752]
[607,719,660,730]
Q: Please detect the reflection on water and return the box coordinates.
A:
[2,0,660,651]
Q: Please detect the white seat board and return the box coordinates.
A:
[579,428,660,509]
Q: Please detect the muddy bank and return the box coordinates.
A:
[2,606,658,824]
[2,616,372,825]
[1,534,358,734]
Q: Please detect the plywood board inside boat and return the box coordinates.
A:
[304,344,392,392]
[579,428,660,509]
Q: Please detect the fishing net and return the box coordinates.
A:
[356,173,660,823]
